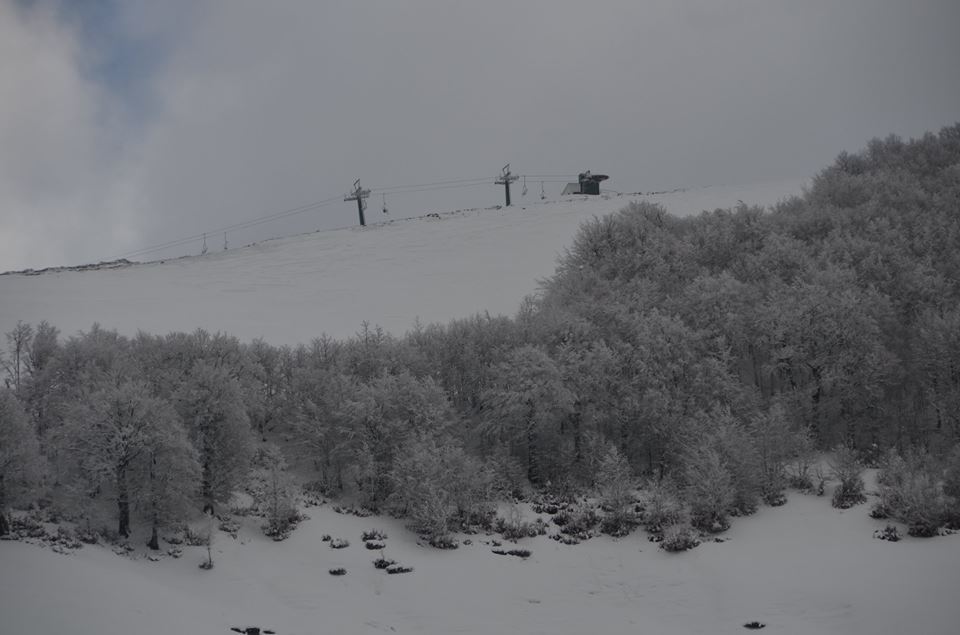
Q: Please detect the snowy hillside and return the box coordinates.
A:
[4,484,960,635]
[0,179,804,345]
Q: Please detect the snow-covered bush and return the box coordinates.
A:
[388,434,493,544]
[641,479,686,534]
[875,448,946,537]
[683,446,734,533]
[553,506,598,540]
[659,524,700,552]
[829,445,866,509]
[596,445,637,536]
[373,557,395,569]
[249,445,300,540]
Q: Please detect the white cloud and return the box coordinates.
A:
[0,1,136,271]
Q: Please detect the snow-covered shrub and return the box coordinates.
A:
[683,446,734,533]
[829,445,866,509]
[361,529,388,542]
[600,514,637,537]
[749,404,800,505]
[428,534,459,549]
[709,417,762,516]
[594,445,637,536]
[373,557,396,569]
[641,479,687,534]
[388,435,493,542]
[554,506,599,540]
[876,448,946,537]
[329,568,346,576]
[786,427,817,491]
[365,541,385,550]
[247,445,303,540]
[496,514,548,541]
[329,538,349,549]
[659,524,700,552]
[873,525,901,542]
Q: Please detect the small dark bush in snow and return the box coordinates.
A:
[532,503,561,515]
[550,533,580,545]
[321,534,331,542]
[873,525,901,542]
[329,568,346,576]
[876,448,947,536]
[659,524,700,552]
[386,565,413,574]
[558,508,599,539]
[365,541,386,550]
[495,517,547,541]
[600,514,637,538]
[743,621,766,629]
[428,534,459,549]
[829,445,867,509]
[492,548,531,558]
[373,557,396,569]
[762,491,787,507]
[869,503,890,519]
[362,529,388,541]
[329,538,349,549]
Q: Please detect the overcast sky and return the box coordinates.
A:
[2,0,958,271]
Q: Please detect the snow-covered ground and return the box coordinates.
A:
[3,484,959,635]
[0,179,804,345]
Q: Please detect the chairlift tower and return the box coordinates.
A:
[495,164,519,206]
[345,179,371,226]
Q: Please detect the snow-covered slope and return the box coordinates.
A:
[0,179,804,345]
[3,487,959,635]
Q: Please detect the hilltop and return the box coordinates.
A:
[0,179,803,345]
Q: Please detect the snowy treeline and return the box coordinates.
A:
[2,124,960,543]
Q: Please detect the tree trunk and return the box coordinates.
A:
[570,400,583,466]
[147,521,160,550]
[810,366,823,444]
[117,466,130,538]
[526,425,540,485]
[0,474,8,536]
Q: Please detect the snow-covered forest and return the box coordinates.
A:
[3,126,960,633]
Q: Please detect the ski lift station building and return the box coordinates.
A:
[561,171,609,196]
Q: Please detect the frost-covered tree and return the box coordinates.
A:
[389,434,492,539]
[480,346,573,485]
[0,389,40,535]
[596,444,634,533]
[249,445,298,539]
[133,417,199,549]
[3,321,33,395]
[174,361,253,508]
[749,403,797,504]
[683,444,734,532]
[63,380,196,538]
[334,371,454,505]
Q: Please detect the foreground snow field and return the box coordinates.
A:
[3,486,959,635]
[0,179,804,345]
